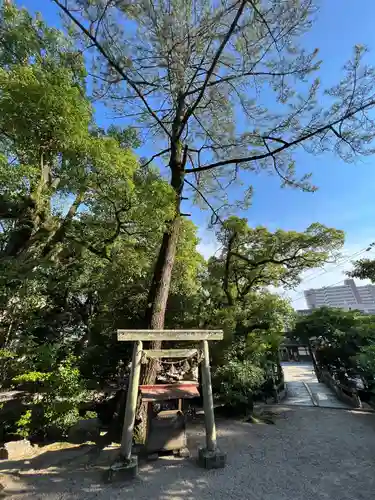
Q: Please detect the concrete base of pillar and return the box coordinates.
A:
[177,447,191,458]
[197,447,227,469]
[105,455,138,482]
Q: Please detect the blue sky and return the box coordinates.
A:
[15,0,375,308]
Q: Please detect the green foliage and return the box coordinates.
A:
[1,3,365,437]
[0,5,85,79]
[85,411,97,419]
[15,410,33,439]
[13,372,52,384]
[204,216,343,411]
[213,217,344,300]
[0,349,16,359]
[0,4,154,270]
[348,256,375,283]
[213,360,264,408]
[213,338,265,411]
[13,356,89,438]
[356,344,375,377]
[291,307,364,346]
[0,5,177,394]
[291,307,375,383]
[60,0,375,198]
[198,216,337,365]
[171,219,205,296]
[0,62,91,156]
[51,2,375,381]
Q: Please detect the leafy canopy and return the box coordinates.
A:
[208,216,344,305]
[54,0,375,207]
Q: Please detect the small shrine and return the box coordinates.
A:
[108,329,226,481]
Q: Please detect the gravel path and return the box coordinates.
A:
[1,406,375,499]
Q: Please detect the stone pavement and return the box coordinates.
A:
[282,362,351,408]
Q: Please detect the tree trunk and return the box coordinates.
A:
[145,216,181,332]
[145,140,185,340]
[135,139,186,444]
[3,154,53,258]
[142,214,181,375]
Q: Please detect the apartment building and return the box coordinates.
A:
[304,279,375,314]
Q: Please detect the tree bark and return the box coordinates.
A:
[144,126,186,332]
[144,138,186,342]
[135,135,187,444]
[2,154,54,258]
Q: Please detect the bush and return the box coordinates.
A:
[15,409,33,439]
[212,338,265,414]
[213,359,264,413]
[356,344,375,375]
[13,356,90,439]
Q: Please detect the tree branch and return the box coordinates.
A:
[239,272,268,298]
[140,148,170,169]
[42,191,85,257]
[330,126,357,155]
[185,100,375,173]
[184,178,224,226]
[230,250,316,269]
[53,0,171,137]
[262,138,308,190]
[179,0,247,137]
[246,0,279,52]
[185,69,311,97]
[69,236,112,261]
[0,196,35,219]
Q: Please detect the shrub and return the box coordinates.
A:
[212,338,265,414]
[13,356,90,439]
[213,359,264,412]
[356,344,375,375]
[15,409,33,439]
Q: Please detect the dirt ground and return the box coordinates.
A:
[1,406,375,499]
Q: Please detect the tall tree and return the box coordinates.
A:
[210,216,344,306]
[195,217,343,369]
[0,5,178,265]
[0,6,177,354]
[53,0,375,344]
[0,5,136,265]
[348,256,375,283]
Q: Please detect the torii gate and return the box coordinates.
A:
[108,329,226,481]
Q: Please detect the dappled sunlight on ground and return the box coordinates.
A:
[2,408,375,499]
